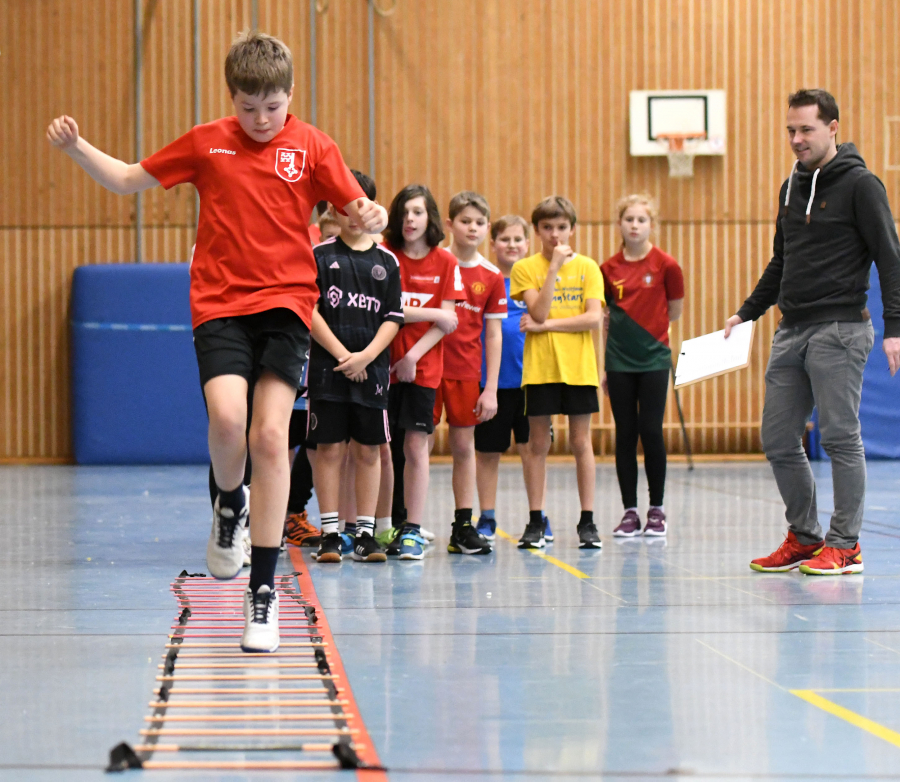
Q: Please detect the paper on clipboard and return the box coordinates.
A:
[674,321,756,389]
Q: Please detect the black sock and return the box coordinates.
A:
[392,508,407,530]
[579,510,594,527]
[454,508,473,526]
[249,546,279,593]
[217,484,246,516]
[403,522,420,532]
[529,510,544,527]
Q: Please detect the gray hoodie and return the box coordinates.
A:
[737,143,900,338]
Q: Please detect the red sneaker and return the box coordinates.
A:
[799,543,863,575]
[749,531,824,572]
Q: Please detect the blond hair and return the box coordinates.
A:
[225,31,293,98]
[616,193,658,224]
[491,214,529,242]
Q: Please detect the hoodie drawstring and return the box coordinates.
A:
[784,160,798,209]
[805,168,820,224]
[783,160,820,224]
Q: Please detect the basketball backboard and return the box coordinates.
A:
[629,90,726,156]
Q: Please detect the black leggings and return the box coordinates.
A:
[606,369,669,508]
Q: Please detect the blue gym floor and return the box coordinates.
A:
[3,461,900,781]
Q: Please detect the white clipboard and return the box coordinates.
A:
[674,321,756,389]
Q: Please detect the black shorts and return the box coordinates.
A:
[524,383,599,417]
[307,398,390,446]
[475,388,529,453]
[388,383,437,435]
[193,308,310,390]
[289,408,311,450]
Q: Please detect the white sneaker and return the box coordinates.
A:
[206,490,248,579]
[241,584,279,653]
[420,527,435,543]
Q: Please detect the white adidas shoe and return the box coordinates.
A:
[241,584,280,653]
[206,488,249,579]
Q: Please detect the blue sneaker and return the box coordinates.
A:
[543,515,554,542]
[398,527,427,560]
[475,514,496,541]
[340,531,356,555]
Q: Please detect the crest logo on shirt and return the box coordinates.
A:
[372,265,387,281]
[643,273,653,286]
[472,281,486,294]
[327,285,343,308]
[275,148,307,182]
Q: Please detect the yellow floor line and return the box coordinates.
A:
[790,690,900,749]
[494,528,626,603]
[698,640,900,750]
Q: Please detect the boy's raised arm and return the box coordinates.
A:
[47,116,159,196]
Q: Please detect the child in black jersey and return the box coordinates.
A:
[308,171,404,563]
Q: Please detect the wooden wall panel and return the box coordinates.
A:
[1,0,898,459]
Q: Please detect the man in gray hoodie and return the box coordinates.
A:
[725,89,900,575]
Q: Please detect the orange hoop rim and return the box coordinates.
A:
[656,132,706,152]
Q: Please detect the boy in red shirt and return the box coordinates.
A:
[47,31,386,652]
[432,192,506,555]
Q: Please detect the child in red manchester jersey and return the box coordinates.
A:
[432,192,506,556]
[601,194,684,539]
[382,185,465,560]
[47,31,387,653]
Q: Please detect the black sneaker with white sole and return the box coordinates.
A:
[448,522,492,555]
[518,518,546,549]
[316,532,343,563]
[352,532,387,562]
[241,584,279,653]
[577,520,603,549]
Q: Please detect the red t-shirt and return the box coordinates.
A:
[389,246,465,388]
[442,254,508,381]
[141,115,365,328]
[600,246,684,346]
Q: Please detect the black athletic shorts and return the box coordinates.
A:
[524,383,599,417]
[475,387,529,453]
[289,408,311,450]
[388,382,437,435]
[193,308,310,390]
[307,398,390,446]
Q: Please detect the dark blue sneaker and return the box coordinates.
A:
[543,514,554,542]
[475,514,496,541]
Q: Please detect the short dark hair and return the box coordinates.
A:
[448,191,490,221]
[531,195,577,228]
[225,31,293,98]
[788,89,839,124]
[383,184,445,250]
[350,169,376,201]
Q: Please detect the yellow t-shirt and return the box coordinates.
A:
[509,252,605,386]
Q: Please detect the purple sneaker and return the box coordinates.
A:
[613,510,642,537]
[644,508,667,537]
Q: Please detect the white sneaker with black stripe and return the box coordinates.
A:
[241,584,280,653]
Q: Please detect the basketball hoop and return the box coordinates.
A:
[657,133,706,178]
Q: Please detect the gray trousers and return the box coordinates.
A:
[761,320,874,548]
